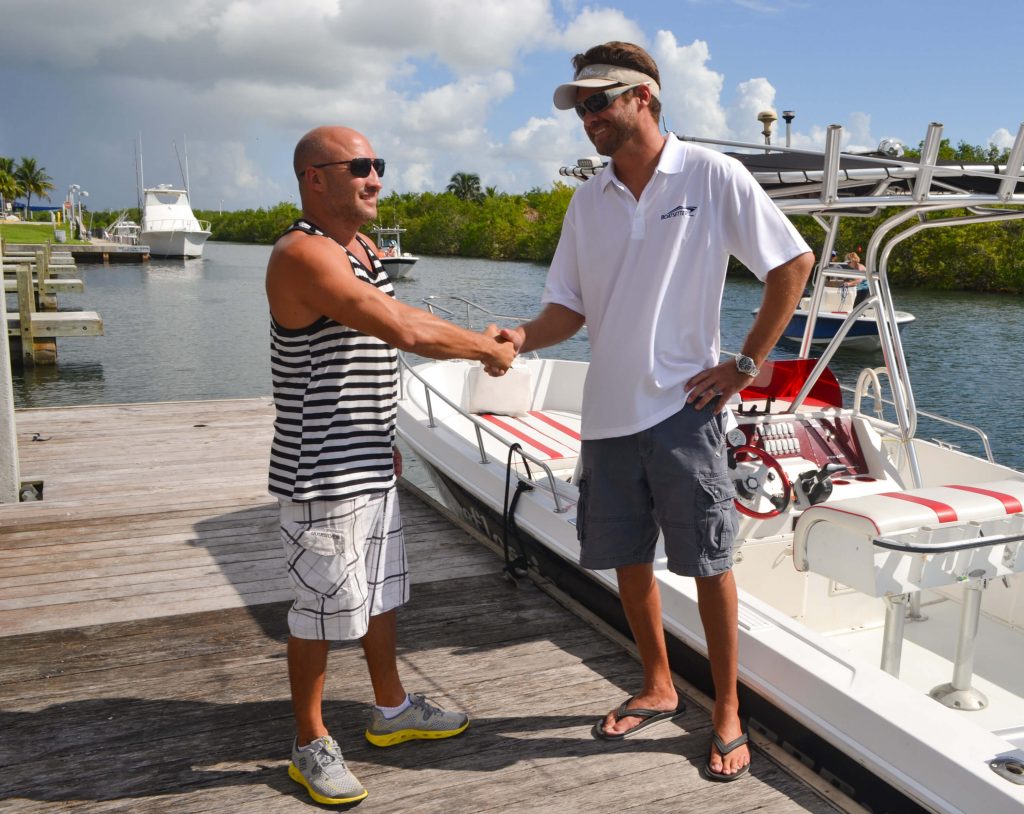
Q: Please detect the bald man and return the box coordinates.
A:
[267,126,515,805]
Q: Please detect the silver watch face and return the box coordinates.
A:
[736,355,759,377]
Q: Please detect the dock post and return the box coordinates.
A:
[36,249,57,311]
[0,270,20,503]
[15,264,36,366]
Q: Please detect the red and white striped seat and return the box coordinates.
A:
[476,410,582,474]
[793,479,1024,596]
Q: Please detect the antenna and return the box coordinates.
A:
[136,133,144,214]
[173,139,189,194]
[184,135,191,197]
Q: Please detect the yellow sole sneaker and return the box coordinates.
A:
[365,718,470,748]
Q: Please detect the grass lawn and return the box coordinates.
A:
[0,222,87,245]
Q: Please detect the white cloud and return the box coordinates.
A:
[727,77,776,143]
[989,128,1015,151]
[651,31,728,138]
[556,7,647,53]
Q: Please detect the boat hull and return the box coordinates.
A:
[380,255,418,280]
[141,229,210,259]
[782,309,915,351]
[397,356,1024,814]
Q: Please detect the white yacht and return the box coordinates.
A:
[140,185,211,258]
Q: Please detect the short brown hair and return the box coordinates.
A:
[571,42,661,121]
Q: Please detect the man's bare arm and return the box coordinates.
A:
[499,303,586,354]
[267,236,515,371]
[686,251,814,412]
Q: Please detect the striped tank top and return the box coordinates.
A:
[268,219,399,502]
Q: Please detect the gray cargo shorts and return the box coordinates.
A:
[575,403,737,577]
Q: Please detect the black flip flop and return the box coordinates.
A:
[701,730,750,782]
[591,695,686,741]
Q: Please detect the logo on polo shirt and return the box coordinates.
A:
[661,205,698,220]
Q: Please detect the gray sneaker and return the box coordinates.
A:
[288,735,368,805]
[365,692,470,747]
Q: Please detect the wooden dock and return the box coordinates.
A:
[0,398,856,813]
[2,244,103,365]
[68,242,151,263]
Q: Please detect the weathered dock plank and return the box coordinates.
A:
[0,399,853,813]
[6,310,104,336]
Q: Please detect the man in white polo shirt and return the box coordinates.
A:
[499,41,813,781]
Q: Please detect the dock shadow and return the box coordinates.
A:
[0,697,705,804]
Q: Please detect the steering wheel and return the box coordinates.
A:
[730,444,793,519]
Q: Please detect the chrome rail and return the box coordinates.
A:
[397,353,569,513]
[423,294,531,327]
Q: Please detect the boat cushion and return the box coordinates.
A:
[793,479,1024,596]
[464,364,533,416]
[475,410,581,476]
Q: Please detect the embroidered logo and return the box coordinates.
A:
[661,205,698,220]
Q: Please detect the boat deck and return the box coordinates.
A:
[0,398,852,813]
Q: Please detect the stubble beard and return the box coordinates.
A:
[587,115,637,158]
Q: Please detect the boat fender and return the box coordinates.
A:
[502,444,535,582]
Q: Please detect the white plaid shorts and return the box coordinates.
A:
[279,486,409,641]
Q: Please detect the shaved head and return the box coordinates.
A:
[293,126,366,179]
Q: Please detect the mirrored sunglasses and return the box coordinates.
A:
[574,84,642,120]
[309,157,385,178]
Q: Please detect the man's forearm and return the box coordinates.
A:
[515,303,585,353]
[743,252,814,363]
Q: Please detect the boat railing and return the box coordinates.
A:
[398,352,569,513]
[422,295,532,327]
[144,218,211,233]
[847,365,995,461]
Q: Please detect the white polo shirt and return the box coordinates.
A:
[543,134,810,440]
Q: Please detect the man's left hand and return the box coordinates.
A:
[685,361,755,414]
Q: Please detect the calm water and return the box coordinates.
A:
[10,241,1024,470]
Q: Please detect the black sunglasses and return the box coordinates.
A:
[308,157,386,178]
[574,84,641,120]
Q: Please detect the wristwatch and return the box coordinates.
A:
[735,354,760,378]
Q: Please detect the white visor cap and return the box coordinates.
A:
[553,64,660,110]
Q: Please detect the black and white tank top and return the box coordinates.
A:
[268,219,398,502]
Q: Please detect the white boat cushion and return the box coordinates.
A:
[792,479,1024,595]
[796,479,1024,539]
[464,364,533,416]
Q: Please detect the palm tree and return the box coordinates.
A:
[446,171,484,202]
[15,157,55,219]
[0,157,18,217]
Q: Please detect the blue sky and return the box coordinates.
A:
[1,0,1021,212]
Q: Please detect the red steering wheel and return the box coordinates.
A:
[730,444,792,519]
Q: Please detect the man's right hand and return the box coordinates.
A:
[482,324,517,377]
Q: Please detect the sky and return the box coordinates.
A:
[2,0,1022,213]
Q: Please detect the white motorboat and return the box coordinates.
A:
[135,137,211,258]
[370,224,418,279]
[397,122,1024,814]
[140,185,210,258]
[756,264,916,351]
[102,210,141,246]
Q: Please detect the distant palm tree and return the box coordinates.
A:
[0,157,18,217]
[15,157,55,219]
[446,172,484,202]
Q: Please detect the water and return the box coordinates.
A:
[10,242,1024,470]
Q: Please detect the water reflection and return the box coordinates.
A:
[12,361,107,409]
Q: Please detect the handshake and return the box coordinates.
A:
[481,324,525,377]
